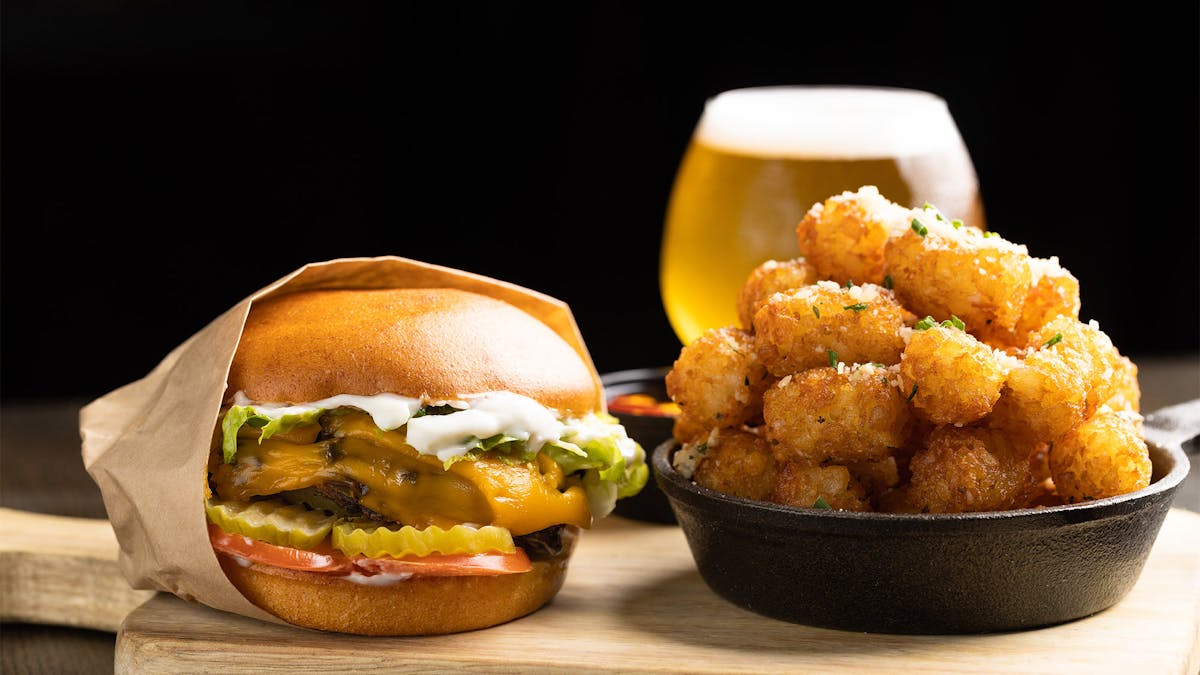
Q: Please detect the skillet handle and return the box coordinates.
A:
[1143,399,1200,454]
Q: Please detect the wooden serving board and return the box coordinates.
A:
[4,507,1199,674]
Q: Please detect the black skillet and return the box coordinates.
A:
[652,399,1198,634]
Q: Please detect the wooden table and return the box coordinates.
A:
[3,354,1198,674]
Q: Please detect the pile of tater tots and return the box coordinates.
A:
[666,186,1150,513]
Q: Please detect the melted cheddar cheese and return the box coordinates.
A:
[210,412,591,535]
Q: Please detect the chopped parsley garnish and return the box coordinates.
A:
[914,315,965,331]
[843,303,869,312]
[812,305,820,318]
[813,496,833,510]
[1044,333,1064,348]
[845,279,855,289]
[951,219,963,229]
[907,384,918,402]
[911,218,928,237]
[914,316,938,330]
[983,231,999,238]
[827,350,838,368]
[882,275,894,289]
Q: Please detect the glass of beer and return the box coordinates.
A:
[659,85,985,346]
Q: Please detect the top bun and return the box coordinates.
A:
[227,288,600,415]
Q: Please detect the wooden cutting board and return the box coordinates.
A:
[4,507,1199,674]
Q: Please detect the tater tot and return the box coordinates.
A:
[753,280,913,377]
[898,426,1035,513]
[847,456,901,508]
[666,326,770,431]
[692,428,778,501]
[977,256,1080,350]
[884,206,1033,333]
[769,462,871,511]
[762,363,913,465]
[794,185,911,286]
[899,321,1017,425]
[990,342,1092,443]
[1106,354,1141,414]
[1027,316,1123,417]
[736,257,818,330]
[1050,407,1151,502]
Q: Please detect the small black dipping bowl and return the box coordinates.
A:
[653,400,1198,634]
[601,367,678,524]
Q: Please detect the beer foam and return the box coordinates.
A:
[696,86,965,158]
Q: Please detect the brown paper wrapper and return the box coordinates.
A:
[80,256,603,625]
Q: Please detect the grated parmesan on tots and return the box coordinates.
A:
[672,428,721,479]
[909,204,1029,256]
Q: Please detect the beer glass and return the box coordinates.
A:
[659,85,985,346]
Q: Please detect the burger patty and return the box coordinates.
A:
[313,481,390,522]
[513,525,568,562]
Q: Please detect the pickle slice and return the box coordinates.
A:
[332,522,515,558]
[205,498,336,549]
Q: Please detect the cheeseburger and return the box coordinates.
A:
[204,287,648,635]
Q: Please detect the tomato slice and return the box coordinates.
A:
[208,524,532,577]
[209,524,352,573]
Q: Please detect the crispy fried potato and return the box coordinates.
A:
[753,281,913,377]
[847,456,901,509]
[666,326,770,432]
[899,322,1016,425]
[736,257,818,330]
[884,206,1033,333]
[977,256,1080,350]
[692,427,778,501]
[992,316,1132,443]
[769,462,871,512]
[794,185,911,286]
[663,185,1150,516]
[897,426,1036,513]
[1106,354,1141,414]
[1027,316,1124,416]
[1050,407,1151,503]
[762,363,913,465]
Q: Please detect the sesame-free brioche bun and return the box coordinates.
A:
[227,287,601,415]
[218,528,577,636]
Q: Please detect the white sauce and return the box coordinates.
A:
[406,392,562,463]
[344,571,414,586]
[233,391,424,431]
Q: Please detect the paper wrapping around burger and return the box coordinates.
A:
[80,256,603,626]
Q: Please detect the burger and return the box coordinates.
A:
[204,287,648,635]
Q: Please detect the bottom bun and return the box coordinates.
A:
[217,533,577,636]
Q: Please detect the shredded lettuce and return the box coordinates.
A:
[544,432,648,517]
[221,405,324,463]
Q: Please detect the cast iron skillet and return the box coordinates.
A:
[653,399,1197,634]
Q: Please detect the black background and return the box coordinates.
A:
[3,3,1198,402]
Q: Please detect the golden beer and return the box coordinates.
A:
[660,86,985,345]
